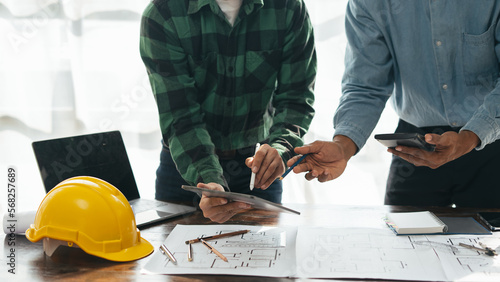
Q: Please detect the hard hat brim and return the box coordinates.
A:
[88,236,154,262]
[29,229,155,262]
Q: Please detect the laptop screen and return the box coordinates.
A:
[32,131,140,201]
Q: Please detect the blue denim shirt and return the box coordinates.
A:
[335,0,500,150]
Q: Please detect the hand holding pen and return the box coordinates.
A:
[280,153,309,180]
[287,139,355,182]
[249,143,260,191]
[246,143,285,189]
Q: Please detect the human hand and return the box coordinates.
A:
[388,130,479,169]
[288,136,357,182]
[198,183,251,223]
[245,144,285,189]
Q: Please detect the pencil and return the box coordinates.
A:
[185,229,250,244]
[279,153,310,180]
[200,239,228,262]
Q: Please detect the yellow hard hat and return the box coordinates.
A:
[26,176,154,262]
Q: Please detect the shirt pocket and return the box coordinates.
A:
[244,50,281,93]
[462,24,499,86]
[187,52,218,92]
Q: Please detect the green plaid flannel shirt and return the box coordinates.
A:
[140,0,316,187]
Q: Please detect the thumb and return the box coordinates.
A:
[425,133,440,144]
[245,157,254,168]
[294,143,317,155]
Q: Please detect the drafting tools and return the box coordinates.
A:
[459,242,498,256]
[413,241,459,252]
[200,239,228,262]
[159,244,178,264]
[185,229,250,244]
[187,243,193,262]
[280,153,309,180]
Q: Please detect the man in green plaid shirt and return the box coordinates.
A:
[140,0,316,222]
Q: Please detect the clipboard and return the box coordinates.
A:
[181,185,300,215]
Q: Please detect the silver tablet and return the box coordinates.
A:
[181,185,300,215]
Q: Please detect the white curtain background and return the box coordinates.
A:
[0,0,397,214]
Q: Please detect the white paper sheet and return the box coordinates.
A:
[142,224,297,277]
[296,227,447,280]
[296,227,500,281]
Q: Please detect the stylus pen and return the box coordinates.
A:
[185,229,250,244]
[279,153,310,180]
[187,243,193,261]
[200,238,228,262]
[249,143,261,190]
[159,244,177,264]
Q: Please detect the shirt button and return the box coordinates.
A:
[442,84,448,90]
[436,40,442,47]
[451,122,458,126]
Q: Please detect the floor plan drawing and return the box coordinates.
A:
[142,224,297,277]
[296,227,500,281]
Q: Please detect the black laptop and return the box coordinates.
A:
[32,130,196,227]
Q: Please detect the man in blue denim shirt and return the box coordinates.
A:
[290,0,500,208]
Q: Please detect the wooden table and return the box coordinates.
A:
[4,204,498,281]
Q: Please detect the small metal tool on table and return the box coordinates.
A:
[459,242,498,256]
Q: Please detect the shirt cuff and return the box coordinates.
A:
[462,114,500,150]
[271,142,294,166]
[334,122,371,153]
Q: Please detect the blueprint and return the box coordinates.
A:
[142,224,296,277]
[143,224,500,280]
[296,227,500,281]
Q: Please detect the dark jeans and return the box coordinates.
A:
[385,120,500,208]
[155,141,283,205]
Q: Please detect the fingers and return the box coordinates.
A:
[287,155,301,168]
[317,172,332,182]
[256,155,283,188]
[197,182,224,191]
[293,141,321,156]
[305,170,332,182]
[199,197,251,223]
[251,144,285,189]
[197,182,251,223]
[245,156,253,168]
[293,145,311,156]
[291,158,311,174]
[388,146,443,169]
[197,182,252,223]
